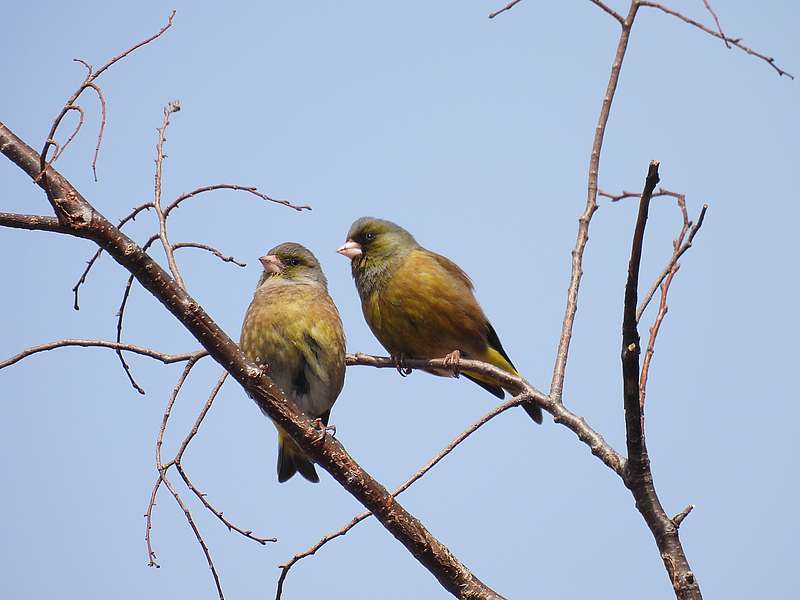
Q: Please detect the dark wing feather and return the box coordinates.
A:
[486,321,516,371]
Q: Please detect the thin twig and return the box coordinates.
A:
[146,357,200,568]
[161,475,225,600]
[346,353,625,475]
[53,105,85,161]
[598,188,708,322]
[85,82,107,181]
[144,474,163,567]
[550,1,641,403]
[114,235,158,393]
[701,0,730,48]
[172,373,276,545]
[672,504,695,527]
[38,11,176,177]
[488,0,523,19]
[637,205,707,322]
[276,392,528,599]
[72,203,154,310]
[164,183,311,216]
[639,266,679,410]
[153,101,186,289]
[0,339,204,371]
[173,242,246,267]
[639,0,794,79]
[589,0,625,25]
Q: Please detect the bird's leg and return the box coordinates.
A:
[443,349,461,378]
[392,353,413,377]
[312,418,336,444]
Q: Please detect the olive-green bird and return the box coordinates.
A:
[240,242,346,482]
[337,217,541,424]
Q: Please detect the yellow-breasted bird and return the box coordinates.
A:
[240,242,346,482]
[337,217,541,424]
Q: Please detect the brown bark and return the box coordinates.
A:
[0,121,503,600]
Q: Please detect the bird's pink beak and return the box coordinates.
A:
[336,240,363,259]
[259,254,283,274]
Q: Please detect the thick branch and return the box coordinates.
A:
[0,122,502,600]
[621,161,701,600]
[0,211,71,234]
[276,392,528,598]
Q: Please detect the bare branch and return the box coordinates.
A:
[173,242,247,268]
[72,203,154,310]
[1,123,504,600]
[621,161,701,600]
[701,0,730,48]
[488,0,523,19]
[93,11,176,79]
[85,82,107,181]
[0,211,71,234]
[161,474,225,599]
[0,339,205,371]
[639,1,794,79]
[589,0,625,25]
[145,358,229,599]
[171,373,277,545]
[153,101,186,289]
[276,392,527,598]
[639,266,679,410]
[53,105,85,161]
[598,188,708,322]
[346,353,625,476]
[550,1,641,403]
[164,183,311,216]
[672,504,695,528]
[38,11,176,178]
[145,357,201,569]
[112,235,158,394]
[637,204,707,322]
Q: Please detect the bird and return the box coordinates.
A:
[240,242,346,482]
[337,217,541,424]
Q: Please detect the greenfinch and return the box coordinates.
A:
[337,217,541,424]
[240,242,346,482]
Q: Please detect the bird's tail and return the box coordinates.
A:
[464,342,543,425]
[276,428,319,483]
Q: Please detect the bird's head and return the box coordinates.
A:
[337,217,417,270]
[257,242,327,287]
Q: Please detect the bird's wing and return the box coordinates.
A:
[427,250,474,291]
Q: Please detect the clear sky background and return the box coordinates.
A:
[1,2,797,599]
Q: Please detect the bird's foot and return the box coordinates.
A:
[312,418,336,445]
[443,349,461,378]
[392,354,413,377]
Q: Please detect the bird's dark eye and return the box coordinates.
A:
[285,258,300,266]
[365,232,375,241]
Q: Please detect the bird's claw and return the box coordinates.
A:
[443,350,461,378]
[392,354,412,377]
[312,418,336,444]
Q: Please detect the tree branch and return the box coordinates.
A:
[550,0,640,402]
[0,211,71,234]
[0,339,204,371]
[276,391,529,598]
[621,161,701,600]
[346,354,625,476]
[0,121,504,600]
[639,1,794,79]
[153,101,186,289]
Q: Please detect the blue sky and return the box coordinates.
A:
[1,2,797,598]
